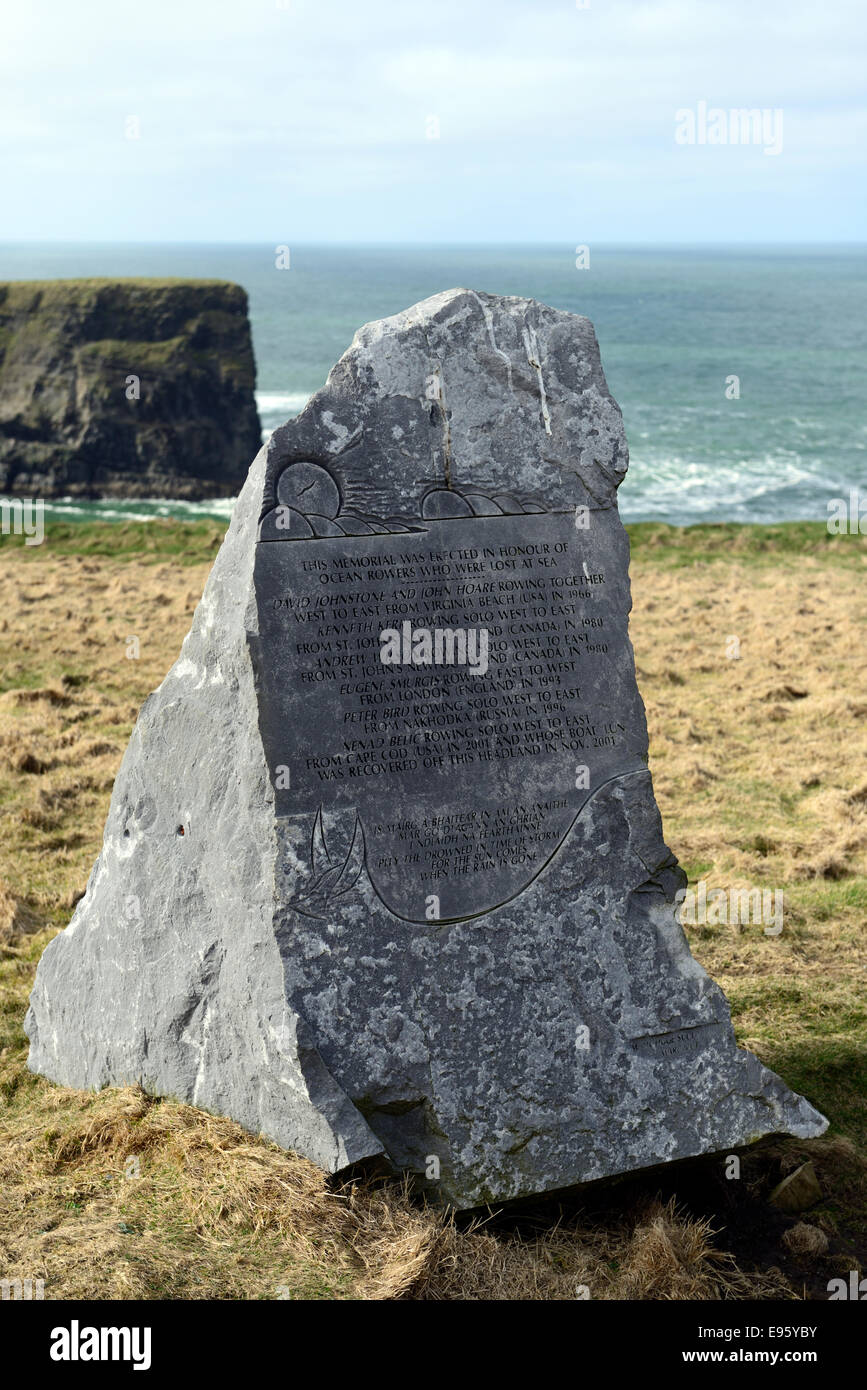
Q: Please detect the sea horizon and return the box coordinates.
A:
[2,241,865,528]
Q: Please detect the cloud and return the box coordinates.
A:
[0,0,864,239]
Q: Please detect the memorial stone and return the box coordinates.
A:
[26,289,827,1208]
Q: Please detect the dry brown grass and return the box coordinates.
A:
[634,558,867,889]
[0,1084,797,1301]
[1,524,865,1299]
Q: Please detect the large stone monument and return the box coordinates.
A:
[25,289,826,1208]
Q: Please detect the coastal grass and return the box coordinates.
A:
[628,519,867,568]
[0,519,227,565]
[5,515,865,568]
[0,279,243,311]
[1,518,865,1299]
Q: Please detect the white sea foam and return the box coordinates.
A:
[255,391,311,416]
[256,391,312,443]
[32,496,239,523]
[618,450,840,524]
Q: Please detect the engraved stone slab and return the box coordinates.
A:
[255,509,646,922]
[26,288,827,1208]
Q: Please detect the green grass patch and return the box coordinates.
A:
[2,517,866,568]
[627,519,867,568]
[0,518,227,563]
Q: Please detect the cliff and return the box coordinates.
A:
[0,279,261,499]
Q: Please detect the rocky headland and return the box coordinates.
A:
[0,278,261,499]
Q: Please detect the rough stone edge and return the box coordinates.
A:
[24,446,383,1173]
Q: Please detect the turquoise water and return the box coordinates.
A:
[1,242,865,526]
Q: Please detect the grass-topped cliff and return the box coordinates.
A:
[0,278,261,500]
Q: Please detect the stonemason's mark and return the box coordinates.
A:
[630,1023,727,1061]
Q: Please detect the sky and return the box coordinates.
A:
[1,0,865,243]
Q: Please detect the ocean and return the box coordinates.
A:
[1,242,865,527]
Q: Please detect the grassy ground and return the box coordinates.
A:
[1,519,865,1299]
